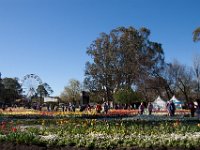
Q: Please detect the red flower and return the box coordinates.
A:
[12,127,17,132]
[1,124,5,130]
[1,121,6,125]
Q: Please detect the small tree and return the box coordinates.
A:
[60,79,81,104]
[2,77,22,104]
[36,83,53,103]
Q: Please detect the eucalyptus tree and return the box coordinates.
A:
[85,32,117,102]
[36,85,48,98]
[193,54,200,98]
[36,83,53,99]
[0,73,4,102]
[85,26,165,102]
[83,77,104,103]
[193,27,200,42]
[42,83,54,95]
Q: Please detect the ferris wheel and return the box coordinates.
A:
[21,74,43,98]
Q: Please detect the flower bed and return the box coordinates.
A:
[0,108,191,121]
[0,118,200,149]
[0,108,197,149]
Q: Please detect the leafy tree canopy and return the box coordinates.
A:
[113,88,141,104]
[60,79,81,104]
[84,26,165,102]
[1,77,22,104]
[193,27,200,42]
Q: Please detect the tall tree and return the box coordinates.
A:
[60,79,81,104]
[85,26,165,102]
[193,54,200,98]
[83,77,104,103]
[161,63,176,99]
[166,61,194,102]
[42,83,54,95]
[36,85,48,98]
[193,27,200,42]
[36,83,53,98]
[0,72,4,102]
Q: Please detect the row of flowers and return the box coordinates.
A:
[0,108,190,119]
[0,118,200,149]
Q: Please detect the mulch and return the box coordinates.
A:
[0,142,199,150]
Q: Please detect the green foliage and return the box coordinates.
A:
[113,88,141,104]
[36,83,53,98]
[36,85,48,98]
[1,78,22,104]
[1,119,200,149]
[84,26,165,101]
[0,77,4,102]
[60,79,81,104]
[193,27,200,42]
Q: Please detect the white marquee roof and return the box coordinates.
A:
[170,95,184,104]
[153,96,167,108]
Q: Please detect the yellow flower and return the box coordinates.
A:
[83,122,87,127]
[41,120,45,126]
[197,123,200,127]
[173,120,181,127]
[60,120,63,125]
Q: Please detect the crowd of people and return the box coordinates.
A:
[2,99,200,118]
[137,99,200,117]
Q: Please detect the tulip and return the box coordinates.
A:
[12,127,17,132]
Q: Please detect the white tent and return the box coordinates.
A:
[152,96,167,110]
[44,97,58,102]
[170,95,183,109]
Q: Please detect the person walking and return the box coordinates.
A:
[196,99,200,118]
[138,102,145,115]
[166,101,170,116]
[96,104,102,113]
[147,102,153,115]
[171,100,176,116]
[103,102,109,114]
[188,101,195,117]
[167,100,176,117]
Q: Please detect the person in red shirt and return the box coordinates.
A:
[96,104,102,113]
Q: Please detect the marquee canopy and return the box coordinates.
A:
[152,96,167,110]
[170,95,184,104]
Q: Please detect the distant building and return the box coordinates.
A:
[80,91,89,105]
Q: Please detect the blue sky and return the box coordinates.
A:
[0,0,199,96]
